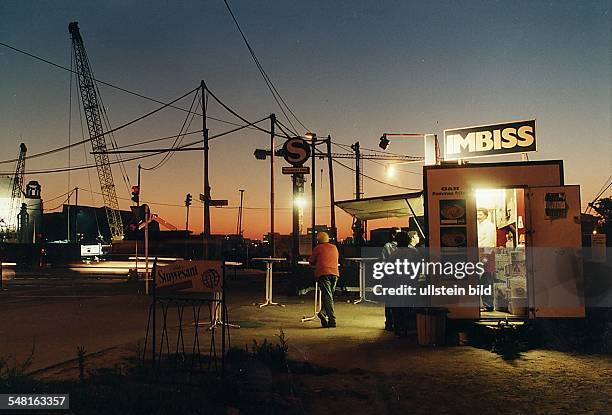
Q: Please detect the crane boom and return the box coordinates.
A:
[69,22,123,241]
[7,143,27,233]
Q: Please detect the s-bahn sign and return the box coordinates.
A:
[282,137,311,166]
[444,119,536,160]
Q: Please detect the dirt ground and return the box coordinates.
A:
[33,294,612,415]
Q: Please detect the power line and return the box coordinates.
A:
[205,86,291,139]
[142,89,200,171]
[92,116,277,154]
[222,0,307,134]
[366,158,423,175]
[0,41,278,136]
[331,158,420,191]
[0,116,274,174]
[585,173,612,213]
[0,86,199,166]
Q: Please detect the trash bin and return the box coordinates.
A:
[416,307,448,346]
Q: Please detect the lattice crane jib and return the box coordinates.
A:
[7,143,27,232]
[69,22,124,241]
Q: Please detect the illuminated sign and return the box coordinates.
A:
[444,120,536,160]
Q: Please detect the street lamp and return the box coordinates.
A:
[294,195,307,208]
[378,132,439,166]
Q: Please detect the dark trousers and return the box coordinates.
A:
[319,275,338,325]
[385,307,394,330]
[480,272,494,309]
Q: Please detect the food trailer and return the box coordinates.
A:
[337,120,585,322]
[424,159,583,320]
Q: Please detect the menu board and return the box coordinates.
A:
[439,199,467,225]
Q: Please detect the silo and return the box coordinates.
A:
[25,181,43,243]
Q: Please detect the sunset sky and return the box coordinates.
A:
[1,0,610,239]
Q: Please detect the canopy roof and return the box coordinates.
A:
[335,192,424,221]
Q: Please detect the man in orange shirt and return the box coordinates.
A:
[309,231,340,328]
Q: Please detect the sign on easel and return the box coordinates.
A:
[156,260,224,292]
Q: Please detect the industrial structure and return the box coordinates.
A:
[69,21,124,241]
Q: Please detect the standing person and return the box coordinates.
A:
[309,231,340,328]
[477,208,496,248]
[477,208,497,311]
[381,227,401,331]
[388,231,421,337]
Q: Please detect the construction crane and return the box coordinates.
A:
[6,143,27,235]
[69,22,123,241]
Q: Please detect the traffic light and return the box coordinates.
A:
[254,149,269,160]
[131,185,140,204]
[378,134,390,150]
[185,193,192,207]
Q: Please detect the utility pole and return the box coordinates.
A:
[291,174,302,267]
[325,136,336,241]
[311,135,317,248]
[351,141,364,245]
[133,165,141,276]
[270,114,276,257]
[74,187,79,243]
[236,189,245,236]
[202,81,211,258]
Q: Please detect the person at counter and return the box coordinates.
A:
[477,207,496,311]
[388,231,422,337]
[381,227,401,331]
[309,231,340,328]
[477,208,496,248]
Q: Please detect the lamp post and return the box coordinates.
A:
[379,133,440,166]
[305,132,317,248]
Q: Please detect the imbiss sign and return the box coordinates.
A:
[444,119,536,160]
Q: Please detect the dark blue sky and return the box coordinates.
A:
[1,0,610,237]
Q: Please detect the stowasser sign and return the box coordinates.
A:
[444,119,536,160]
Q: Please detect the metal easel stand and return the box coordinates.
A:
[301,280,322,323]
[257,261,285,308]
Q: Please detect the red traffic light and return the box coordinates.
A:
[131,185,140,203]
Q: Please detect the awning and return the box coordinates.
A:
[335,192,424,221]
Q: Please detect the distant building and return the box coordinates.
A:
[43,204,134,244]
[0,176,43,243]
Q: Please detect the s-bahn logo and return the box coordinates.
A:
[444,119,536,160]
[282,137,311,166]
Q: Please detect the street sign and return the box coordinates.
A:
[282,166,310,174]
[282,137,311,166]
[209,199,229,207]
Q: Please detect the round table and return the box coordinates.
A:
[344,257,379,304]
[252,257,287,307]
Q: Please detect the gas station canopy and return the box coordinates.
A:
[335,192,424,221]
